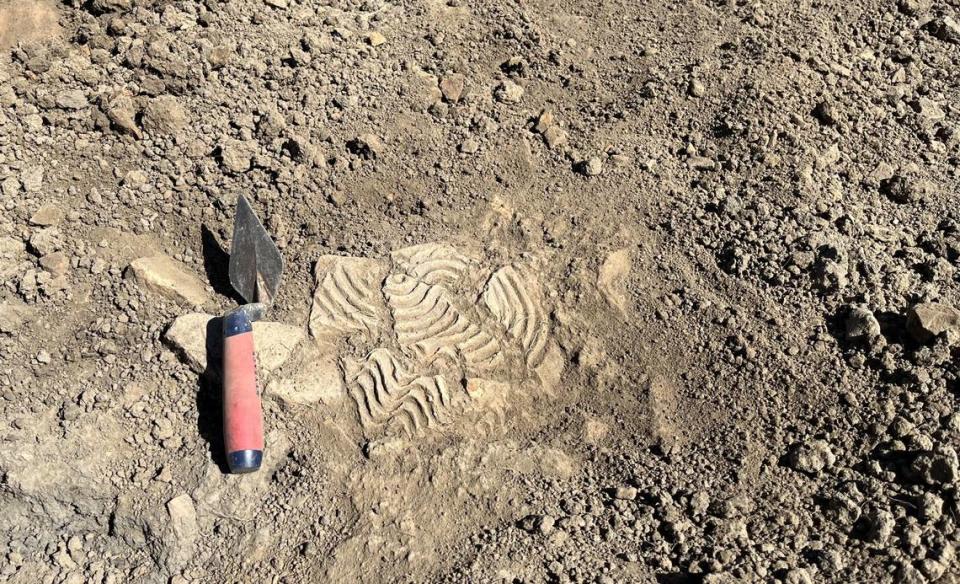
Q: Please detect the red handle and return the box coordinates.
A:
[222,311,263,473]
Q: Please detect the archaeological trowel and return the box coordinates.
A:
[222,195,283,473]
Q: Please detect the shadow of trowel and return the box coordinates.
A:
[201,224,244,305]
[195,308,230,473]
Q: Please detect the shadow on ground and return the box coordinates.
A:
[196,315,230,474]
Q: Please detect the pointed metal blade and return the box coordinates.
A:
[229,195,284,305]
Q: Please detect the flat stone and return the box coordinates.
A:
[439,74,466,102]
[128,255,211,306]
[167,494,198,542]
[907,302,960,343]
[29,203,64,227]
[267,339,344,405]
[598,248,631,313]
[0,301,36,335]
[39,252,69,276]
[21,167,43,192]
[255,321,308,374]
[55,90,88,110]
[365,31,387,47]
[164,312,306,376]
[162,313,215,373]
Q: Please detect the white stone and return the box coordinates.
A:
[164,312,306,376]
[128,255,210,307]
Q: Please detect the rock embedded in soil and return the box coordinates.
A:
[0,301,35,334]
[267,339,344,405]
[879,174,933,204]
[598,248,631,313]
[92,0,131,11]
[786,439,835,474]
[55,89,88,110]
[20,167,43,192]
[864,509,895,544]
[906,447,959,486]
[1,176,19,197]
[39,252,69,276]
[845,305,880,339]
[688,79,705,97]
[29,227,62,256]
[906,302,960,344]
[439,74,466,102]
[534,110,554,133]
[142,96,188,135]
[347,133,384,159]
[494,80,524,103]
[218,139,255,173]
[166,494,198,570]
[29,203,64,227]
[927,16,960,43]
[127,255,211,307]
[459,138,479,154]
[365,31,387,47]
[812,100,837,125]
[164,312,307,376]
[582,157,603,176]
[915,97,946,122]
[102,93,141,138]
[534,110,568,149]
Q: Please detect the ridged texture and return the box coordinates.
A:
[309,256,386,338]
[320,244,563,440]
[390,243,476,286]
[348,349,453,435]
[482,265,550,367]
[383,273,504,370]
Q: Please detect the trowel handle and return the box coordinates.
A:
[222,309,263,473]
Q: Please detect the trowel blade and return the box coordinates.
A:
[229,195,284,305]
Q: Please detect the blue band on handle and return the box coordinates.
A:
[223,310,253,337]
[227,449,262,473]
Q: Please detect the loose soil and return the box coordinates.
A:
[1,0,959,583]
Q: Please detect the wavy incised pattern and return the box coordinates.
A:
[309,257,385,337]
[314,245,562,439]
[349,349,453,436]
[482,265,549,367]
[383,273,503,370]
[390,243,476,286]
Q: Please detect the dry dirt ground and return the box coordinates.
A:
[1,0,960,582]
